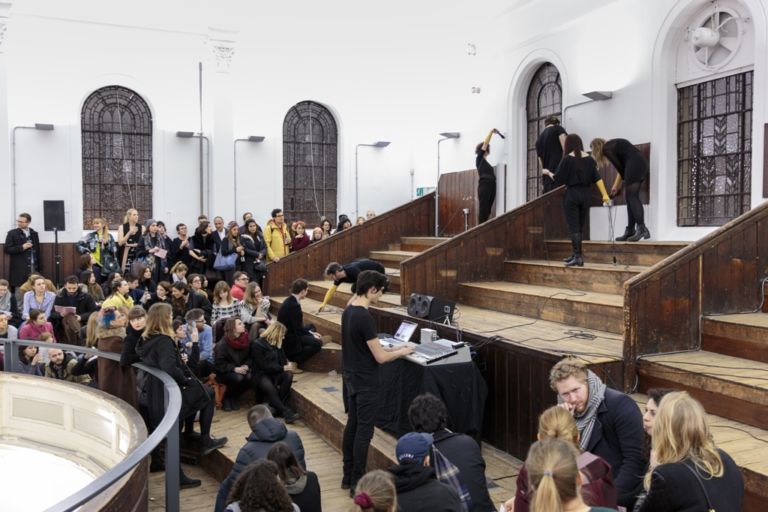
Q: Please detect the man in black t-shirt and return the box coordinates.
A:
[536,115,567,193]
[318,259,386,312]
[341,270,413,492]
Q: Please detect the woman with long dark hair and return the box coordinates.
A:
[590,138,650,241]
[189,221,215,276]
[545,134,610,267]
[214,317,255,412]
[138,219,169,283]
[225,460,298,512]
[220,222,245,284]
[242,219,267,287]
[267,442,321,512]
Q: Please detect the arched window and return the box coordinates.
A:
[525,63,562,201]
[283,101,338,226]
[81,86,153,229]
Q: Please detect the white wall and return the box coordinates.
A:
[2,0,767,243]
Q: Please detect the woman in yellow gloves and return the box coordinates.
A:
[542,134,611,267]
[317,259,386,312]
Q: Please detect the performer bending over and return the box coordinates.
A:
[544,134,610,267]
[590,138,650,241]
[317,259,385,312]
[476,128,503,224]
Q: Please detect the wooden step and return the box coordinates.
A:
[385,267,401,293]
[545,240,687,266]
[632,394,768,511]
[503,259,645,295]
[397,236,450,252]
[701,313,768,364]
[369,250,419,269]
[459,281,624,334]
[638,351,768,430]
[307,281,403,309]
[288,371,521,505]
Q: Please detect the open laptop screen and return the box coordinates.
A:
[394,321,418,342]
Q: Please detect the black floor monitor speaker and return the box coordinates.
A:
[43,200,66,231]
[407,293,456,324]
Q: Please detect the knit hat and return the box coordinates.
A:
[396,432,433,464]
[144,219,157,229]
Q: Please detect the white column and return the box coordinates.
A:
[207,27,237,221]
[0,3,12,224]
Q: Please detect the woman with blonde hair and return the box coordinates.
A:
[252,321,298,423]
[637,391,743,512]
[524,438,615,512]
[241,282,271,335]
[117,208,145,273]
[351,470,397,512]
[77,217,119,276]
[507,406,616,511]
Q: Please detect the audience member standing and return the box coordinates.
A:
[277,279,323,370]
[638,391,743,512]
[475,128,503,224]
[536,116,567,194]
[212,216,227,254]
[189,221,215,276]
[96,306,137,408]
[241,219,267,287]
[549,359,645,509]
[221,222,245,284]
[341,271,413,491]
[117,208,145,274]
[5,213,42,291]
[291,221,311,252]
[265,209,291,262]
[408,393,494,512]
[77,217,119,276]
[170,223,193,268]
[215,404,306,512]
[138,219,169,283]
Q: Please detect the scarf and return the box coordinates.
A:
[570,370,606,450]
[226,331,250,351]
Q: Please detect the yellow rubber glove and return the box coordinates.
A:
[596,180,611,205]
[318,284,337,312]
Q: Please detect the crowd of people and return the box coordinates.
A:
[0,207,746,512]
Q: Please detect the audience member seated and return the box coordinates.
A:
[276,278,322,370]
[188,273,210,300]
[291,221,311,252]
[637,391,743,512]
[0,313,19,340]
[16,273,56,305]
[230,271,249,301]
[224,459,300,512]
[77,253,102,285]
[170,261,188,284]
[145,280,172,310]
[80,270,105,305]
[215,404,306,512]
[137,302,227,486]
[310,227,324,243]
[19,308,55,341]
[634,387,675,507]
[318,258,386,312]
[352,470,397,512]
[127,274,150,306]
[185,308,214,378]
[44,347,91,385]
[268,442,322,512]
[17,344,43,376]
[212,281,242,326]
[100,272,122,300]
[171,282,212,323]
[550,358,645,509]
[388,432,462,511]
[508,406,617,512]
[0,279,21,326]
[96,306,137,408]
[215,317,256,412]
[252,321,298,423]
[21,275,56,320]
[138,266,158,295]
[102,278,135,309]
[120,306,146,368]
[408,393,494,512]
[516,438,615,512]
[241,282,271,335]
[49,275,98,344]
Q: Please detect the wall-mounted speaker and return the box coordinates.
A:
[43,201,65,231]
[407,293,456,324]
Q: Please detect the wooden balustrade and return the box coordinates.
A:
[623,200,768,390]
[438,169,481,236]
[400,186,571,303]
[263,193,435,297]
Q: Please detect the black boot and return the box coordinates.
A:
[627,224,650,242]
[615,226,635,242]
[565,234,583,267]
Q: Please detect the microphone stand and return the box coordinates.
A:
[53,227,61,288]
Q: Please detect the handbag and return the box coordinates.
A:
[180,375,212,419]
[213,250,237,271]
[431,445,472,512]
[682,462,716,512]
[254,260,268,274]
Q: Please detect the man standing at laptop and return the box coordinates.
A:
[318,258,385,312]
[342,270,413,494]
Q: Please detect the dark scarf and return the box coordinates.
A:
[226,331,250,351]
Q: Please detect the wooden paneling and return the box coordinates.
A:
[400,187,570,304]
[0,243,81,284]
[438,169,480,236]
[263,193,435,296]
[624,200,768,390]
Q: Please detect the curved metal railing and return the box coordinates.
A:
[1,338,183,512]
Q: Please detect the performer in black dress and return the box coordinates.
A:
[475,128,503,224]
[536,115,567,193]
[546,134,610,267]
[590,138,650,242]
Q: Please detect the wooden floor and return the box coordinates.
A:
[705,312,768,328]
[148,464,217,511]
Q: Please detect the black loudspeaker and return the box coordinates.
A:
[407,293,456,324]
[43,200,65,231]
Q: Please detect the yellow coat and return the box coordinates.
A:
[264,221,291,261]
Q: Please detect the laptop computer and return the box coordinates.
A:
[380,321,418,344]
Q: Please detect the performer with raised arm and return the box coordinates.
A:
[476,128,504,224]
